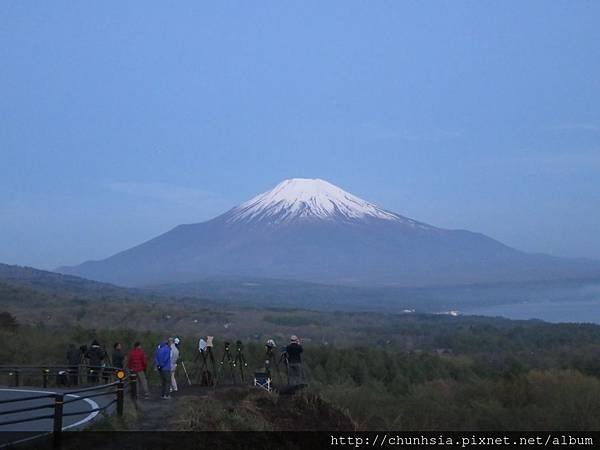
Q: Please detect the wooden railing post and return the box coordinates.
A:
[53,393,64,449]
[130,372,138,401]
[116,379,124,416]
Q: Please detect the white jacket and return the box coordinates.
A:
[170,344,179,371]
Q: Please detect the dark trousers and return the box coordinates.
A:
[68,366,79,386]
[288,363,304,385]
[160,370,171,397]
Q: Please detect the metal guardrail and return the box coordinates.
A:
[0,365,139,448]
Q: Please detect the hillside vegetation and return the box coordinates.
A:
[4,263,600,430]
[3,310,600,430]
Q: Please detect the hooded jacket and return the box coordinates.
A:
[154,342,171,372]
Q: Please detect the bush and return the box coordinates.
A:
[0,312,18,332]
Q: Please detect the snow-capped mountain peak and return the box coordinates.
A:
[226,178,412,224]
[59,178,600,288]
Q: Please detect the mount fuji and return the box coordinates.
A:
[58,178,600,287]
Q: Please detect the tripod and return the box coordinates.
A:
[234,341,248,382]
[218,343,236,384]
[277,350,289,385]
[194,347,216,386]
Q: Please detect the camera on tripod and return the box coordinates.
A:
[194,335,216,387]
[218,339,247,383]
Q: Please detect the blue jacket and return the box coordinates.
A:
[154,342,171,372]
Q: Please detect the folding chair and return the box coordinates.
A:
[253,371,272,392]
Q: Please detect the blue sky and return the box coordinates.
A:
[1,2,599,269]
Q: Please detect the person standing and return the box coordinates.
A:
[285,335,305,386]
[112,343,125,369]
[85,340,108,384]
[128,342,149,399]
[169,337,180,393]
[155,340,172,399]
[264,339,277,379]
[66,344,81,386]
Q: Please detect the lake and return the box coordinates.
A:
[463,299,600,324]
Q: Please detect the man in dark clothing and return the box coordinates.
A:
[66,344,81,386]
[85,340,108,384]
[285,335,305,386]
[155,340,172,399]
[112,343,125,369]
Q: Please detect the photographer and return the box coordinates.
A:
[285,335,304,386]
[85,340,108,384]
[66,344,80,386]
[170,337,180,393]
[154,340,172,399]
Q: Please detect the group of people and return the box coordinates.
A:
[65,340,124,385]
[65,339,155,398]
[154,337,180,399]
[65,334,304,399]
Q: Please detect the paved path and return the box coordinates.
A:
[0,386,115,446]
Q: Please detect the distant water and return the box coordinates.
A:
[463,299,600,324]
[458,280,600,324]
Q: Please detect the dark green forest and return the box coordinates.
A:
[3,311,600,430]
[3,264,600,430]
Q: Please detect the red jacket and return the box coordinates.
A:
[128,347,147,372]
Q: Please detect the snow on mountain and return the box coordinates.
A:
[225,178,426,226]
[57,178,600,288]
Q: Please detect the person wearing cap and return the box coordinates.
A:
[169,337,180,393]
[85,339,108,384]
[264,339,277,378]
[285,335,304,386]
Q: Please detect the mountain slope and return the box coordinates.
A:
[0,263,129,296]
[58,178,600,287]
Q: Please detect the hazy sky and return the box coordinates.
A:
[1,2,599,270]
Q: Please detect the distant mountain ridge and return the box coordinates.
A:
[5,261,600,315]
[58,178,600,288]
[0,262,139,299]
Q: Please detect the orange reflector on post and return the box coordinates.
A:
[116,370,126,380]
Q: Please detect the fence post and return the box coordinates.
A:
[53,393,64,449]
[116,379,124,416]
[130,372,138,401]
[14,370,19,387]
[43,369,49,388]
